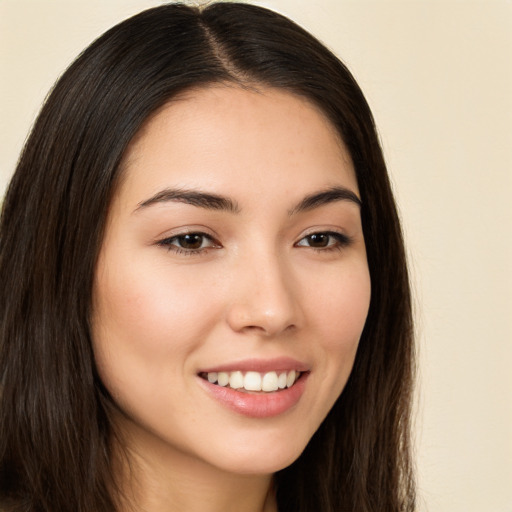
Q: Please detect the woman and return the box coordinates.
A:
[0,3,415,511]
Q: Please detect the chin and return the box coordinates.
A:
[203,429,311,476]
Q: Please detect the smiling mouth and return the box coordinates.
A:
[199,370,302,393]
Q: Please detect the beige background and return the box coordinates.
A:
[1,1,511,511]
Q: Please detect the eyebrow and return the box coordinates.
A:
[135,188,240,213]
[135,185,361,215]
[288,186,362,215]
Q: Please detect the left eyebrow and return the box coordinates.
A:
[288,186,361,216]
[135,188,240,213]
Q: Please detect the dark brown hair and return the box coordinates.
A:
[0,3,415,511]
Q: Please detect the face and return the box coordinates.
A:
[92,86,371,477]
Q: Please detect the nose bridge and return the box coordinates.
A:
[226,242,299,336]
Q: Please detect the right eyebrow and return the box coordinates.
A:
[134,188,241,214]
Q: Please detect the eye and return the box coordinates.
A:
[157,232,220,254]
[295,231,351,250]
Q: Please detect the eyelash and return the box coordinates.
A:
[295,231,352,252]
[157,230,352,255]
[157,232,220,256]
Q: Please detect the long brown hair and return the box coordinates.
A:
[0,3,415,511]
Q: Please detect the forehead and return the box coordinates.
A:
[116,85,357,207]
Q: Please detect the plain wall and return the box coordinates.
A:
[1,1,511,511]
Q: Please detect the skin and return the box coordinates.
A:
[92,85,371,512]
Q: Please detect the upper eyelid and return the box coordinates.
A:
[296,227,349,240]
[155,226,219,242]
[300,230,347,239]
[296,231,351,243]
[158,232,218,244]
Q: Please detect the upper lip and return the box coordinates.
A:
[198,357,310,374]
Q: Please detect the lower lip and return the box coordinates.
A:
[199,373,309,418]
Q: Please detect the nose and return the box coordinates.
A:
[225,250,301,337]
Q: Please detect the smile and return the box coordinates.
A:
[200,370,301,393]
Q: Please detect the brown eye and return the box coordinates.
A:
[305,233,330,248]
[158,232,219,253]
[175,234,205,250]
[295,231,351,250]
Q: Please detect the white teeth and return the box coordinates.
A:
[205,370,301,392]
[217,372,229,387]
[261,371,278,392]
[286,370,296,388]
[244,371,262,391]
[229,371,244,389]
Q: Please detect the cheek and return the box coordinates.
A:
[92,259,220,356]
[306,261,371,388]
[310,260,371,342]
[90,267,185,409]
[90,261,221,423]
